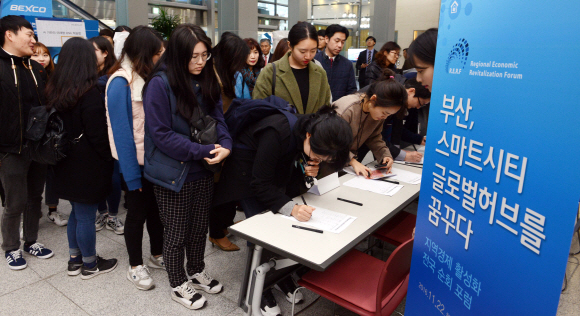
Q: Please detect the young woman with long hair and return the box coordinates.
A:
[46,37,117,278]
[31,42,67,227]
[105,26,166,290]
[364,41,401,86]
[212,32,249,111]
[87,36,125,235]
[234,38,265,99]
[213,105,353,315]
[253,22,331,114]
[143,24,232,310]
[272,37,289,62]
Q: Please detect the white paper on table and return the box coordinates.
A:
[308,172,340,196]
[389,167,422,184]
[282,206,356,233]
[342,177,404,196]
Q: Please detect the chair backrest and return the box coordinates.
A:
[376,238,414,314]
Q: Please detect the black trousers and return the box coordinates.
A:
[122,175,164,267]
[208,201,237,239]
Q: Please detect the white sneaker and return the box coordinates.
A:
[106,216,124,235]
[47,211,68,226]
[171,281,206,310]
[95,213,107,231]
[127,265,154,290]
[190,270,223,294]
[148,255,165,270]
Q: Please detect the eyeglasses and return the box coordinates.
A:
[191,52,211,63]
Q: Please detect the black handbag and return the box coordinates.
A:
[24,106,80,165]
[190,105,221,173]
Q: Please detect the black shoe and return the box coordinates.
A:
[260,289,281,316]
[67,260,83,276]
[80,256,118,280]
[274,277,304,304]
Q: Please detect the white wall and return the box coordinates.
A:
[395,0,440,65]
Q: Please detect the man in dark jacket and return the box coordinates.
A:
[260,39,273,64]
[314,24,357,102]
[0,16,53,271]
[355,36,377,89]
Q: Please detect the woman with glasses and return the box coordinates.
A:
[364,41,401,87]
[335,69,407,177]
[213,106,352,316]
[142,24,232,310]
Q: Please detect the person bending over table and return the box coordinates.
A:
[333,69,406,178]
[213,106,352,316]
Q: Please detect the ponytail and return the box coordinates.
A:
[366,68,408,118]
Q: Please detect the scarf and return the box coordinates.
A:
[240,67,258,94]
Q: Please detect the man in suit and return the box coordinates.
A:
[355,36,378,89]
[317,29,326,53]
[260,39,273,64]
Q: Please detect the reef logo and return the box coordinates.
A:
[446,38,469,74]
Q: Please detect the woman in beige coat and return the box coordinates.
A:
[333,70,408,177]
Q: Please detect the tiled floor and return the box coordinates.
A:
[0,200,578,315]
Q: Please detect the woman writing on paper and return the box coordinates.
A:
[333,69,407,178]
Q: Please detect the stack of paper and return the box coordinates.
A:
[389,167,422,184]
[282,206,356,234]
[342,177,404,196]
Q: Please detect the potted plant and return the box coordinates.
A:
[151,8,181,39]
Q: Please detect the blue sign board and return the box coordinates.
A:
[406,1,580,315]
[1,0,52,18]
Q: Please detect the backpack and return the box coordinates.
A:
[24,106,79,165]
[225,95,298,152]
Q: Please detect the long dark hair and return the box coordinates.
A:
[288,22,318,48]
[366,69,408,118]
[375,41,401,68]
[108,26,163,82]
[272,38,289,62]
[88,36,117,77]
[295,106,353,170]
[243,38,265,72]
[146,24,220,122]
[46,38,97,111]
[213,32,250,99]
[408,28,438,66]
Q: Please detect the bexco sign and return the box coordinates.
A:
[1,0,53,18]
[10,5,47,13]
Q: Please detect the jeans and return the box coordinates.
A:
[98,161,121,216]
[123,176,163,267]
[68,201,98,264]
[0,152,46,251]
[44,167,59,207]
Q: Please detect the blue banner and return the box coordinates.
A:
[1,0,52,18]
[406,1,580,315]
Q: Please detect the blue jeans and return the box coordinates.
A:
[98,161,121,216]
[68,202,98,264]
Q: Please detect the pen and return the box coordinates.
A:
[375,178,399,184]
[413,144,417,151]
[337,197,363,206]
[301,195,307,205]
[292,225,323,234]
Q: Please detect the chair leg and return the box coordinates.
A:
[562,272,568,292]
[291,286,305,316]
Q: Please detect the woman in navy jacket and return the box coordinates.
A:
[142,24,232,310]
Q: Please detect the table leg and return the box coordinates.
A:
[243,245,263,316]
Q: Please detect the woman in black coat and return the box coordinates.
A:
[364,41,401,87]
[46,38,117,279]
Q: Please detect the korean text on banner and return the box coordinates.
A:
[36,19,87,47]
[405,1,580,316]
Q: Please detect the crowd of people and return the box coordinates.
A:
[0,14,437,315]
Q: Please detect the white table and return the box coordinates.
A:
[230,163,423,315]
